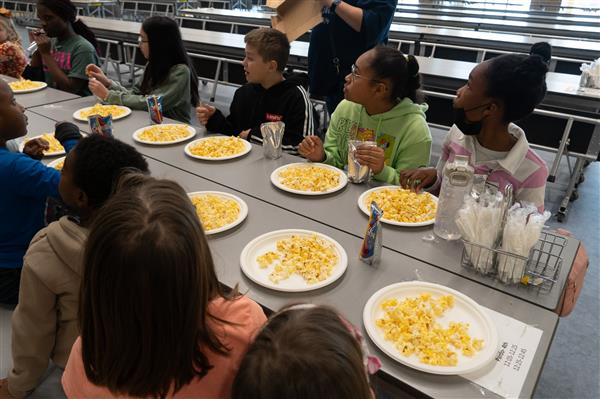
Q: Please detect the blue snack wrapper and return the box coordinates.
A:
[88,114,113,137]
[360,201,383,265]
[147,95,163,124]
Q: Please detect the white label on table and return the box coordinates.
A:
[462,307,543,399]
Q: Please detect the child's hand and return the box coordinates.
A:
[196,104,216,125]
[399,167,437,192]
[0,378,17,399]
[34,32,51,54]
[86,64,111,87]
[355,145,385,174]
[239,129,251,139]
[22,138,49,160]
[89,78,109,101]
[298,136,325,162]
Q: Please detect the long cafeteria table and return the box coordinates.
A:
[27,96,580,313]
[392,4,600,26]
[390,11,600,40]
[75,16,600,114]
[0,75,80,108]
[23,17,600,222]
[177,7,600,64]
[22,102,560,399]
[395,0,600,14]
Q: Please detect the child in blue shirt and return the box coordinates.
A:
[0,79,81,304]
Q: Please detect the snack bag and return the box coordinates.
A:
[146,95,163,124]
[360,201,383,265]
[88,114,113,137]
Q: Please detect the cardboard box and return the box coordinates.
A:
[268,0,322,42]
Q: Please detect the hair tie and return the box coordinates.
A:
[0,7,12,17]
[338,315,382,376]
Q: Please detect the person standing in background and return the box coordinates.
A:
[308,0,397,115]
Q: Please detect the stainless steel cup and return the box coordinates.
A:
[260,121,285,159]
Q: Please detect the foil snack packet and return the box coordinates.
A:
[88,114,113,137]
[147,95,163,124]
[360,201,383,265]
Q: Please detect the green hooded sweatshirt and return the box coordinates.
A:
[323,98,432,185]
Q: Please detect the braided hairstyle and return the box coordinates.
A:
[484,42,551,123]
[37,0,98,51]
[369,45,424,104]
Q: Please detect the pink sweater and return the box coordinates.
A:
[431,124,548,211]
[61,296,266,399]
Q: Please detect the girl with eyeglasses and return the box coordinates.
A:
[299,46,432,185]
[87,16,199,124]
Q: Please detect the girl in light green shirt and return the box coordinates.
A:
[299,46,431,185]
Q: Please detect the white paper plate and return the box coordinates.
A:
[72,105,132,122]
[363,281,498,375]
[240,229,348,292]
[270,163,348,196]
[184,136,252,160]
[132,124,196,145]
[10,81,47,94]
[187,191,248,235]
[19,135,65,157]
[358,186,438,227]
[47,156,66,170]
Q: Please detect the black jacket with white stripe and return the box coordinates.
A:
[206,78,316,155]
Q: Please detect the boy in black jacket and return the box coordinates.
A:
[196,28,316,155]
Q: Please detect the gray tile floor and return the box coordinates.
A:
[1,38,598,397]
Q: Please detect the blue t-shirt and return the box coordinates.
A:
[308,0,397,96]
[0,143,74,269]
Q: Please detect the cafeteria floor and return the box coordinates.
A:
[1,54,599,399]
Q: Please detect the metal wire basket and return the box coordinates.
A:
[461,230,565,293]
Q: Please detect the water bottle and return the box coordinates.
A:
[433,155,474,240]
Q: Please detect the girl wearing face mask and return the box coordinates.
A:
[400,42,551,211]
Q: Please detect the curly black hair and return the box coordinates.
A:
[484,42,551,123]
[70,135,148,208]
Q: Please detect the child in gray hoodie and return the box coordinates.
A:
[2,135,148,398]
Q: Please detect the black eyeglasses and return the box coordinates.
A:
[351,64,382,84]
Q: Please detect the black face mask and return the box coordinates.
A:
[453,103,491,136]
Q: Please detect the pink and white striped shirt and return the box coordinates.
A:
[431,124,548,211]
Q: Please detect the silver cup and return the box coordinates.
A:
[260,121,285,159]
[26,42,38,57]
[347,140,377,183]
